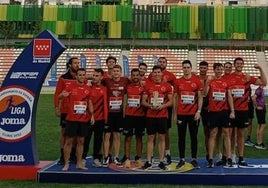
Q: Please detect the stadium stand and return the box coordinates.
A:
[128,48,188,77]
[0,48,265,86]
[197,49,259,76]
[0,48,23,85]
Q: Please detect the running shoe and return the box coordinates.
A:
[255,143,267,150]
[245,139,255,147]
[142,161,152,170]
[158,162,166,170]
[176,160,185,169]
[207,159,214,168]
[191,159,200,169]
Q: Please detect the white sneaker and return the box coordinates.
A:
[245,139,255,147]
[93,159,102,167]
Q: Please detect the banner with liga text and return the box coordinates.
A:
[0,30,66,165]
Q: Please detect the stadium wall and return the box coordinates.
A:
[0,5,268,40]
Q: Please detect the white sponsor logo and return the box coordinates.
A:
[0,154,25,162]
[10,72,39,79]
[33,57,50,63]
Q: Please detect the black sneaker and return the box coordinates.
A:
[102,156,110,167]
[255,143,267,150]
[238,160,248,167]
[191,159,200,169]
[176,160,185,169]
[121,155,127,163]
[216,156,226,166]
[158,162,166,170]
[142,161,152,170]
[207,159,214,168]
[165,154,172,165]
[224,158,235,168]
[114,157,122,165]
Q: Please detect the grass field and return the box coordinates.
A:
[1,94,267,187]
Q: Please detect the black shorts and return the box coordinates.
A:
[231,110,249,128]
[104,112,124,133]
[248,99,254,119]
[208,110,231,129]
[146,118,167,135]
[60,113,67,128]
[123,116,145,137]
[65,121,88,137]
[255,109,266,124]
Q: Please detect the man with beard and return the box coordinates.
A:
[54,57,80,165]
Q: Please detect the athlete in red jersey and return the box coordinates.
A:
[54,57,80,165]
[122,68,145,168]
[58,68,95,171]
[138,62,149,85]
[196,61,212,162]
[102,64,130,166]
[142,65,173,170]
[228,57,267,166]
[83,68,108,167]
[215,61,236,165]
[173,60,203,169]
[148,57,176,164]
[205,63,235,168]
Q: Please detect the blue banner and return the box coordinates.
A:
[137,55,143,65]
[96,55,101,68]
[122,55,130,77]
[0,30,66,165]
[153,55,158,65]
[66,53,71,65]
[50,63,57,81]
[80,53,86,68]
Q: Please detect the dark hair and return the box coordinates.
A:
[66,57,79,69]
[113,64,122,71]
[234,57,244,65]
[152,65,162,71]
[94,68,104,75]
[158,57,167,62]
[182,60,192,68]
[131,68,140,74]
[106,56,117,64]
[213,63,223,70]
[199,61,208,66]
[139,62,147,68]
[224,62,232,67]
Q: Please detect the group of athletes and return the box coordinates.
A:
[54,55,267,171]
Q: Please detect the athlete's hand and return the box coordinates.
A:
[55,107,61,117]
[62,91,70,97]
[254,63,261,70]
[90,116,95,125]
[194,111,201,120]
[229,111,235,119]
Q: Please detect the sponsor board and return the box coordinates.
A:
[0,86,34,142]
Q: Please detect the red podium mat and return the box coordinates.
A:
[0,161,52,180]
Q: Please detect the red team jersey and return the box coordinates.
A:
[227,72,257,111]
[207,77,229,112]
[174,75,203,115]
[90,85,108,123]
[103,77,129,113]
[63,82,92,122]
[143,82,172,118]
[125,83,145,117]
[149,70,176,86]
